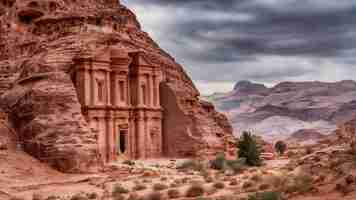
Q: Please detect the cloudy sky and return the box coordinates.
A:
[121,0,356,95]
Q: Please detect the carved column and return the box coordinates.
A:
[155,76,160,107]
[136,112,146,159]
[110,72,117,106]
[149,74,154,107]
[138,75,143,106]
[106,71,111,106]
[126,75,130,106]
[152,75,157,107]
[90,65,94,106]
[83,68,91,106]
[106,113,114,162]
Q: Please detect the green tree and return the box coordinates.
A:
[237,131,262,166]
[274,141,287,155]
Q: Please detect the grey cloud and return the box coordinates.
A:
[122,0,356,93]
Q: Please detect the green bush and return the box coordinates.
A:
[237,131,262,166]
[226,158,246,174]
[210,152,227,170]
[248,191,282,200]
[274,141,287,155]
[177,160,206,172]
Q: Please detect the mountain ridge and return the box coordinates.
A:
[206,79,356,141]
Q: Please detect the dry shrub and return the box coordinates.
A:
[127,193,140,200]
[10,198,24,200]
[113,184,130,195]
[284,174,313,194]
[264,174,285,189]
[32,193,44,200]
[153,183,168,191]
[229,179,238,186]
[145,192,163,200]
[177,160,206,172]
[206,187,218,196]
[87,192,98,199]
[205,176,214,183]
[181,177,190,184]
[45,196,58,200]
[133,184,147,191]
[213,182,225,189]
[186,184,205,197]
[242,181,253,189]
[167,189,181,199]
[250,173,262,182]
[113,194,126,200]
[259,183,270,190]
[142,179,152,183]
[71,193,87,200]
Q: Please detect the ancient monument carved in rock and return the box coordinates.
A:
[0,0,234,172]
[74,50,164,162]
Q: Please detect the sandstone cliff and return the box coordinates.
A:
[206,80,356,141]
[0,0,232,172]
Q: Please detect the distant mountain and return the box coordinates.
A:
[205,80,356,141]
[286,129,326,145]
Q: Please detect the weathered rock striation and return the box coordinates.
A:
[0,0,233,172]
[206,80,356,141]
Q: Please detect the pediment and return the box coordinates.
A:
[129,51,154,67]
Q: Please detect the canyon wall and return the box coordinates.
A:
[0,0,233,172]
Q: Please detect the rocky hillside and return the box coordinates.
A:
[0,0,232,172]
[206,80,356,141]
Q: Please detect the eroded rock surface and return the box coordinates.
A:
[0,0,233,172]
[206,80,356,141]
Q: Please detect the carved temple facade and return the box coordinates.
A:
[72,48,163,163]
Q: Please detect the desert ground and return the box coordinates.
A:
[2,143,356,200]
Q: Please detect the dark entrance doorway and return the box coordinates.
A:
[119,130,127,154]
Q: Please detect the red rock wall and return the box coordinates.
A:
[160,82,204,157]
[0,0,233,171]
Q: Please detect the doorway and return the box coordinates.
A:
[118,130,127,154]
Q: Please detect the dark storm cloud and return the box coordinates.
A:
[122,0,356,94]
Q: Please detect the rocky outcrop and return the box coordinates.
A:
[0,0,232,171]
[287,129,325,145]
[336,116,356,151]
[233,80,268,95]
[206,80,356,141]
